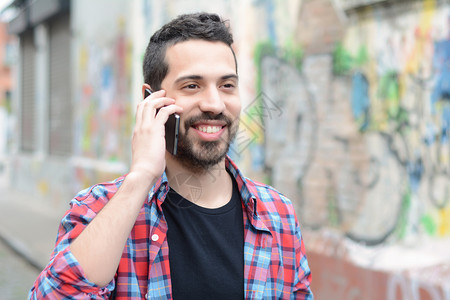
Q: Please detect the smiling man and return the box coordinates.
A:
[29,13,313,299]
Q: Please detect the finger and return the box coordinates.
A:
[144,89,165,100]
[141,97,176,121]
[135,99,145,126]
[151,97,177,112]
[136,90,166,124]
[154,104,183,123]
[136,96,174,125]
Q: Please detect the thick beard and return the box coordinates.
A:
[174,113,239,174]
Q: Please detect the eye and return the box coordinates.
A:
[183,84,199,90]
[221,81,238,91]
[223,83,235,88]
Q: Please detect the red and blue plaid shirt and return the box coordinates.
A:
[29,157,313,299]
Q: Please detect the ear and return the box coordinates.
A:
[142,83,152,99]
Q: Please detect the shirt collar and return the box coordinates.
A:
[150,172,169,205]
[224,156,258,215]
[225,157,271,232]
[149,156,261,223]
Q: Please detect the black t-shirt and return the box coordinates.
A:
[162,174,244,299]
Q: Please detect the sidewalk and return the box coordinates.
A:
[0,188,67,271]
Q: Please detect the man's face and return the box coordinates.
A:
[160,40,241,171]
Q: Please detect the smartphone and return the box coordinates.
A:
[145,89,180,155]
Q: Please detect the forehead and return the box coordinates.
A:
[164,40,237,78]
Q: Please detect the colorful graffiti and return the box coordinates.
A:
[253,0,450,246]
[75,17,133,164]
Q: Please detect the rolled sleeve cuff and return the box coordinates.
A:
[31,247,114,299]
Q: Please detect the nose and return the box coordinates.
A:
[198,86,225,115]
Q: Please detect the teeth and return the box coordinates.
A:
[197,126,222,133]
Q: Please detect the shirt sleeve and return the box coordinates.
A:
[292,219,314,299]
[28,191,115,299]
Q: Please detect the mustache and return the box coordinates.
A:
[184,113,233,128]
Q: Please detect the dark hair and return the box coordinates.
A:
[143,12,237,90]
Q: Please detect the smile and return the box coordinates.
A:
[195,125,224,134]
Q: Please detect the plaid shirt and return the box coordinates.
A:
[29,157,313,299]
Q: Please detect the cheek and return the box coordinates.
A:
[229,103,241,120]
[175,101,194,128]
[226,97,241,115]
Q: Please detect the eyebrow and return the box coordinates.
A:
[174,74,239,85]
[222,74,239,81]
[174,75,202,85]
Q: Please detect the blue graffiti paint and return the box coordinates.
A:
[424,123,437,145]
[442,106,450,143]
[250,144,265,172]
[431,40,450,109]
[351,72,370,131]
[266,0,277,44]
[408,155,424,193]
[431,39,450,144]
[252,0,277,43]
[101,65,113,89]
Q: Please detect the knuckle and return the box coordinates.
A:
[134,125,152,135]
[143,101,154,109]
[132,128,141,137]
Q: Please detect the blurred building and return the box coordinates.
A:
[0,20,15,187]
[4,0,450,298]
[0,22,14,123]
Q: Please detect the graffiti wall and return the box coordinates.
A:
[249,0,450,297]
[337,0,450,242]
[70,0,139,193]
[253,0,450,242]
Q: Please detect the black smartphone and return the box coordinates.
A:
[145,89,180,155]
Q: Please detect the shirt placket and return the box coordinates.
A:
[146,185,171,300]
[243,200,273,299]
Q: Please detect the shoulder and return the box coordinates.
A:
[245,178,298,229]
[71,175,126,213]
[245,177,293,208]
[226,157,298,229]
[54,176,127,247]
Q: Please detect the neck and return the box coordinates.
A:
[165,155,232,209]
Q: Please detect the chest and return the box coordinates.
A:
[162,192,245,299]
[114,204,295,299]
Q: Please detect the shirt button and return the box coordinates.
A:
[145,293,148,299]
[151,234,159,242]
[159,185,164,192]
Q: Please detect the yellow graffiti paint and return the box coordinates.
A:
[241,115,264,145]
[438,207,450,236]
[422,0,436,28]
[405,0,436,74]
[37,180,49,196]
[79,45,88,73]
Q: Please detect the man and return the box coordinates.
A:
[29,12,313,299]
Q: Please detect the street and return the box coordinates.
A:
[0,238,39,299]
